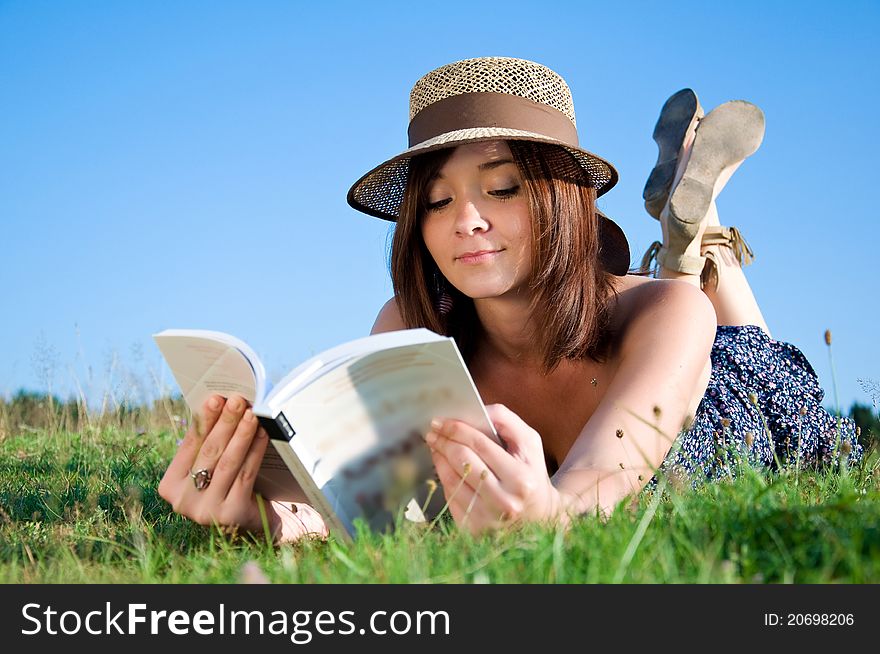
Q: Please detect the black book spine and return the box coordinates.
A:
[257,412,296,442]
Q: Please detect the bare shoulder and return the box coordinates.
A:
[370,296,406,334]
[611,275,717,357]
[613,273,713,310]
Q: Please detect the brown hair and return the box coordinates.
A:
[389,140,618,375]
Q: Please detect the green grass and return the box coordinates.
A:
[1,423,879,584]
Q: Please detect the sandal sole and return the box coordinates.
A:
[643,88,702,219]
[667,100,765,226]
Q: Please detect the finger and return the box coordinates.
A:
[431,447,525,527]
[226,425,271,502]
[425,429,503,494]
[202,408,262,501]
[432,449,477,520]
[190,394,249,479]
[431,418,523,484]
[485,403,544,460]
[164,394,226,483]
[432,451,503,532]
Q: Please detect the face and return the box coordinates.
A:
[420,141,533,301]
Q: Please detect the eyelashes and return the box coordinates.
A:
[426,185,521,212]
[490,185,520,199]
[426,198,452,211]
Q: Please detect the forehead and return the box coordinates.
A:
[439,140,514,171]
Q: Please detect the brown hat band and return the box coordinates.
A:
[407,92,579,148]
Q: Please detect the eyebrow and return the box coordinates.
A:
[479,158,516,171]
[431,158,516,181]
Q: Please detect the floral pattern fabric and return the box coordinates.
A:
[663,325,862,481]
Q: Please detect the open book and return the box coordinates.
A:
[152,328,497,541]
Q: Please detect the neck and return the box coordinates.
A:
[473,291,544,367]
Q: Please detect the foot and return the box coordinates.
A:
[643,89,703,220]
[666,100,765,226]
[658,100,765,275]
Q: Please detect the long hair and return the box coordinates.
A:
[389,140,619,375]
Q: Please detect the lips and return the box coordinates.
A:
[456,249,502,264]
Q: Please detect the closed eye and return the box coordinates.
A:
[426,185,520,212]
[426,198,452,211]
[489,185,520,199]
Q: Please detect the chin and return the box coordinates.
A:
[450,281,520,300]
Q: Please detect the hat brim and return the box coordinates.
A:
[347,127,618,221]
[347,128,629,276]
[595,210,631,276]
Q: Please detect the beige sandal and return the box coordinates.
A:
[700,225,755,290]
[666,101,765,227]
[639,225,755,287]
[638,238,708,275]
[643,89,704,220]
[646,100,764,278]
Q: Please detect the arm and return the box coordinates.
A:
[552,280,716,518]
[425,280,716,531]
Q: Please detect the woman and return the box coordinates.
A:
[158,57,860,541]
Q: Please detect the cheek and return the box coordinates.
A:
[510,209,534,256]
[420,222,440,259]
[420,221,450,275]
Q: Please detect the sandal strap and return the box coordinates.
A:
[639,240,662,273]
[701,249,720,291]
[657,245,706,275]
[640,239,707,276]
[701,225,755,267]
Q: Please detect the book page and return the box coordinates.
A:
[263,328,446,408]
[273,338,494,535]
[253,444,310,504]
[153,330,267,409]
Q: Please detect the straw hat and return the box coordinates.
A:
[347,56,631,276]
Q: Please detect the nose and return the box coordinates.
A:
[453,199,490,236]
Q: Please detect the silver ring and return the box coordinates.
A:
[190,468,212,490]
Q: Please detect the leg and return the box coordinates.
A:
[656,108,704,288]
[657,152,769,332]
[657,199,770,336]
[651,96,771,336]
[694,200,771,336]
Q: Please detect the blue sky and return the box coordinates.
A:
[1,0,878,413]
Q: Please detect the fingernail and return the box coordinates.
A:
[208,396,221,410]
[425,430,437,445]
[228,397,241,412]
[430,419,443,432]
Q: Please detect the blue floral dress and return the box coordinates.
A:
[663,325,862,481]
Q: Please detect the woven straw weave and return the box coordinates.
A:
[409,57,577,125]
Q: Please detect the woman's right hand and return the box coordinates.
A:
[158,393,316,540]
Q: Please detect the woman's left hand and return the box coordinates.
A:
[426,403,563,534]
